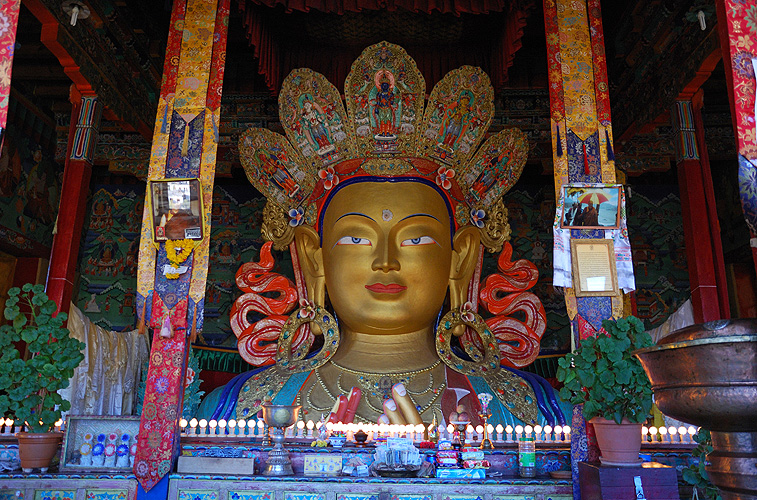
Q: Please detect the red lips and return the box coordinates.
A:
[365,283,407,293]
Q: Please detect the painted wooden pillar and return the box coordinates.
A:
[45,91,101,315]
[133,0,229,494]
[714,0,757,274]
[0,0,20,150]
[544,1,623,497]
[672,98,730,323]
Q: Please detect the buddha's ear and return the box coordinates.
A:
[449,225,481,313]
[293,225,326,307]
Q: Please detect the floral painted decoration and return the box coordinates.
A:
[288,207,304,226]
[436,167,455,190]
[470,208,486,228]
[318,167,339,190]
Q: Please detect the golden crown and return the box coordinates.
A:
[239,41,528,251]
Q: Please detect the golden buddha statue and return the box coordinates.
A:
[199,42,568,428]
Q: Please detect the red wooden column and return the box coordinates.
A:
[672,98,729,323]
[45,90,102,315]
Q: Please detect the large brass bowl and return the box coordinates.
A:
[634,319,757,432]
[634,319,757,500]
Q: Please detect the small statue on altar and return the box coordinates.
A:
[200,42,568,430]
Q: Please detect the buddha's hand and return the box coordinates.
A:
[379,383,422,425]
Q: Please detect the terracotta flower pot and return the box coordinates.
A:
[590,417,642,466]
[16,432,64,472]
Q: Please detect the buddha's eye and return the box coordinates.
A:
[401,236,436,246]
[336,236,372,246]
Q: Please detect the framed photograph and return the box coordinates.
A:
[60,415,140,472]
[149,178,204,242]
[571,239,619,297]
[560,185,621,229]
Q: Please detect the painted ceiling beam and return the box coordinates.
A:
[22,0,158,139]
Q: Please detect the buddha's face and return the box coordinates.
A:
[320,181,453,335]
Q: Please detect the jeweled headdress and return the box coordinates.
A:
[239,41,529,251]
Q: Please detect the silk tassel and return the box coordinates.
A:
[605,128,615,161]
[583,142,590,175]
[181,124,189,157]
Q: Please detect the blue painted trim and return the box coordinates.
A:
[316,176,457,248]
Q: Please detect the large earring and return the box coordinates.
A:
[436,301,500,376]
[276,299,339,373]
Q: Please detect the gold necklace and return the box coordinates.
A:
[316,361,445,417]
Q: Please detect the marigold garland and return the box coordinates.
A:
[165,239,194,279]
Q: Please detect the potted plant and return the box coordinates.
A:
[0,284,85,471]
[556,315,654,465]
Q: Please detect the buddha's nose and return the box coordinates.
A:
[371,241,400,272]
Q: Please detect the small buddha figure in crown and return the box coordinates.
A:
[200,42,568,428]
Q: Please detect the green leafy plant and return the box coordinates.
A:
[0,284,85,433]
[682,428,722,500]
[556,316,654,424]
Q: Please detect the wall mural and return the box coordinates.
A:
[76,183,275,344]
[76,185,144,331]
[0,134,60,255]
[625,185,689,328]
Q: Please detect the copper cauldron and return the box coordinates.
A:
[635,319,757,500]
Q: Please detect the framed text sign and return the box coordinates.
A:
[570,239,619,297]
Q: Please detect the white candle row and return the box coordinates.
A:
[642,425,699,444]
[177,417,575,444]
[1,418,64,434]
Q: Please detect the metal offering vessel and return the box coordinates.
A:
[635,319,757,500]
[261,404,301,476]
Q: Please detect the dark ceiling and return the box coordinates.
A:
[12,0,727,144]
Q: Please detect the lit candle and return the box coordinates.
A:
[554,425,562,441]
[544,425,552,442]
[534,425,542,441]
[642,426,649,441]
[688,426,697,439]
[218,419,227,435]
[54,419,63,433]
[524,425,533,439]
[473,425,481,441]
[668,426,677,442]
[179,419,188,434]
[659,426,668,443]
[505,425,514,442]
[256,419,264,437]
[209,419,218,436]
[189,418,198,436]
[306,420,314,438]
[649,426,658,442]
[466,424,474,442]
[495,424,504,442]
[678,426,687,443]
[238,419,247,436]
[199,419,208,436]
[297,420,305,438]
[563,426,571,441]
[229,419,237,436]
